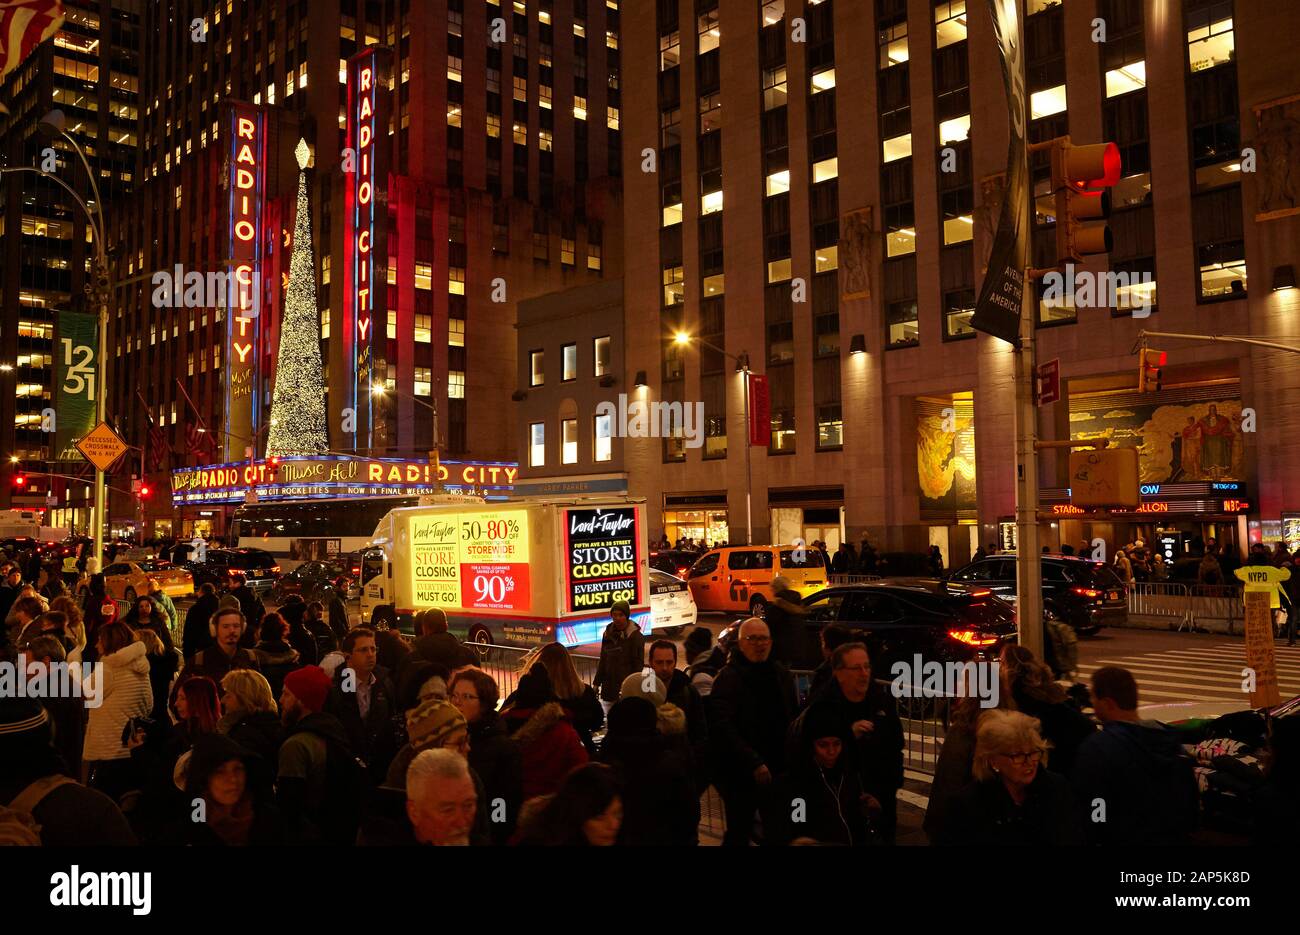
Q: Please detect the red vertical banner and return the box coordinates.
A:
[747,373,771,447]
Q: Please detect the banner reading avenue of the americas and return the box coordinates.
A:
[970,0,1030,347]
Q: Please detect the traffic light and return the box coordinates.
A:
[1138,348,1166,393]
[12,473,26,489]
[138,483,152,499]
[1051,138,1121,264]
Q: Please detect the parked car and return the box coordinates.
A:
[947,553,1126,634]
[273,560,356,604]
[686,544,828,618]
[103,559,195,602]
[718,578,1018,676]
[649,549,704,580]
[648,569,698,636]
[181,547,281,595]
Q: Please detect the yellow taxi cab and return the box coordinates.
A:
[103,559,195,602]
[685,544,827,618]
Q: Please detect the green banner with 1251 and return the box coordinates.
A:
[54,309,98,461]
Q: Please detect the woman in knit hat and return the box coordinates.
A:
[384,698,470,789]
[500,664,589,800]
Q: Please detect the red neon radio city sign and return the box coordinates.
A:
[346,48,389,448]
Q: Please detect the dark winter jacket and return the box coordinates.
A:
[0,748,136,846]
[792,679,905,802]
[593,621,645,702]
[1070,719,1199,845]
[768,760,870,846]
[179,644,261,684]
[707,651,799,782]
[231,586,265,649]
[303,615,337,661]
[599,717,700,846]
[467,712,524,844]
[182,592,220,660]
[222,709,285,770]
[1011,688,1096,777]
[326,665,400,785]
[412,631,477,671]
[500,701,589,800]
[935,768,1085,846]
[327,593,350,642]
[252,640,300,701]
[277,710,365,845]
[922,721,977,843]
[664,668,710,789]
[285,619,319,668]
[765,588,810,668]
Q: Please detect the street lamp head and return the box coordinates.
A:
[371,383,387,397]
[673,331,691,346]
[0,363,12,372]
[38,109,66,137]
[8,455,17,464]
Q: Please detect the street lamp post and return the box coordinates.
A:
[674,332,753,545]
[1,115,110,566]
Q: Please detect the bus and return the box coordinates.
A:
[230,496,420,570]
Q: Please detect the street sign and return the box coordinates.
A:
[1037,358,1061,406]
[75,421,129,473]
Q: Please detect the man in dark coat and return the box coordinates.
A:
[179,607,261,682]
[792,642,904,842]
[229,574,265,649]
[593,600,645,711]
[1071,666,1199,845]
[410,607,477,670]
[182,582,221,660]
[326,627,400,785]
[707,617,798,846]
[278,665,364,845]
[764,575,809,668]
[648,638,710,791]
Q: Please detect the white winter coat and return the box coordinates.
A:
[82,640,153,763]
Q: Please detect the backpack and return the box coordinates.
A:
[311,730,368,845]
[0,775,76,846]
[1045,619,1078,679]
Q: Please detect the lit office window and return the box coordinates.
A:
[934,1,967,48]
[562,419,578,464]
[594,413,612,462]
[529,422,545,466]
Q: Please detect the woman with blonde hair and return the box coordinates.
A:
[934,709,1082,846]
[998,644,1095,775]
[513,641,604,752]
[218,669,283,768]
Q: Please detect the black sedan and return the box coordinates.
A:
[272,560,355,604]
[720,578,1018,677]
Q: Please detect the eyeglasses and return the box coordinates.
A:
[742,635,771,643]
[450,693,479,703]
[1000,751,1043,766]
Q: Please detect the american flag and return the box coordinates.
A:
[0,0,63,82]
[147,419,167,472]
[185,418,215,458]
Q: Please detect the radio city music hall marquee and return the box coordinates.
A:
[171,456,519,506]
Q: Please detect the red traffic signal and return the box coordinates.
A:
[139,483,152,499]
[1138,348,1166,393]
[12,474,26,488]
[1051,139,1122,263]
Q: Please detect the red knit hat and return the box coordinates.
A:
[283,665,332,714]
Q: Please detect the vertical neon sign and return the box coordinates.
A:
[345,48,390,452]
[224,103,265,463]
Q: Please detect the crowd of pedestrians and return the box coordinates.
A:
[1,539,1297,846]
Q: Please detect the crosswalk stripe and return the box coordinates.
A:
[905,769,934,786]
[1084,660,1300,688]
[898,788,930,810]
[1078,672,1257,697]
[1115,651,1300,673]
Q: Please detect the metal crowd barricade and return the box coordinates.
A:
[1187,583,1245,634]
[890,683,947,775]
[1127,581,1194,630]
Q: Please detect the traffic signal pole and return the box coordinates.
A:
[1015,263,1045,658]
